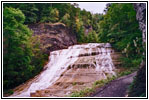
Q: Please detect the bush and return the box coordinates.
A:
[70,88,94,97]
[120,56,142,68]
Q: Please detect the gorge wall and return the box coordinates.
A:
[128,3,146,97]
[28,23,77,54]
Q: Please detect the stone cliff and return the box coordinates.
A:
[28,23,77,54]
[128,3,146,97]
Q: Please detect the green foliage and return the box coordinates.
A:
[77,26,85,43]
[19,4,38,24]
[74,17,83,33]
[8,90,14,94]
[3,7,33,89]
[98,3,143,68]
[70,87,94,97]
[80,9,92,27]
[85,31,99,43]
[3,3,38,24]
[4,3,101,44]
[91,13,103,33]
[93,79,107,87]
[3,7,48,90]
[77,29,99,43]
[41,8,59,23]
[120,56,142,68]
[93,76,116,88]
[29,36,48,75]
[60,13,71,26]
[118,70,132,77]
[3,3,102,91]
[3,3,144,93]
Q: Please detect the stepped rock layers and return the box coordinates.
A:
[10,43,121,97]
[128,3,146,97]
[28,23,77,54]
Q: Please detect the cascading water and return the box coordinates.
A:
[10,43,117,97]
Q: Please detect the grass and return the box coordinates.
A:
[117,70,132,77]
[70,87,95,97]
[93,76,116,88]
[117,67,138,77]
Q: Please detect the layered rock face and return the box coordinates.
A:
[28,23,77,54]
[128,3,146,97]
[10,43,121,97]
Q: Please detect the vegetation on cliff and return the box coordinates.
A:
[3,3,102,43]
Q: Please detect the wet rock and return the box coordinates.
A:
[10,43,122,97]
[30,92,36,97]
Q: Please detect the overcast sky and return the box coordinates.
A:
[77,3,107,14]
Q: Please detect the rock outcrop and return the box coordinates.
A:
[30,43,118,97]
[133,3,146,46]
[128,3,146,97]
[28,23,77,54]
[10,43,122,97]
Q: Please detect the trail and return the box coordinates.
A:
[91,72,137,97]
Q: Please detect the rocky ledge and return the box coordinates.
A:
[28,23,77,54]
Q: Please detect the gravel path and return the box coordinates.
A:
[91,72,137,97]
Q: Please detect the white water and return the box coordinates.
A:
[11,43,116,97]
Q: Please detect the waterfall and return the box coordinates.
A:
[10,43,116,97]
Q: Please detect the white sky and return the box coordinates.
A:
[77,3,107,14]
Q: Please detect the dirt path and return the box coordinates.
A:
[91,72,137,97]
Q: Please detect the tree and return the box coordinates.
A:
[3,7,33,89]
[40,7,59,23]
[86,31,99,43]
[91,13,103,33]
[98,3,142,67]
[80,9,92,27]
[19,3,38,24]
[77,26,85,43]
[4,3,39,24]
[50,8,59,23]
[60,13,71,27]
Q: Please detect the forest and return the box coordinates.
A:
[3,3,145,97]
